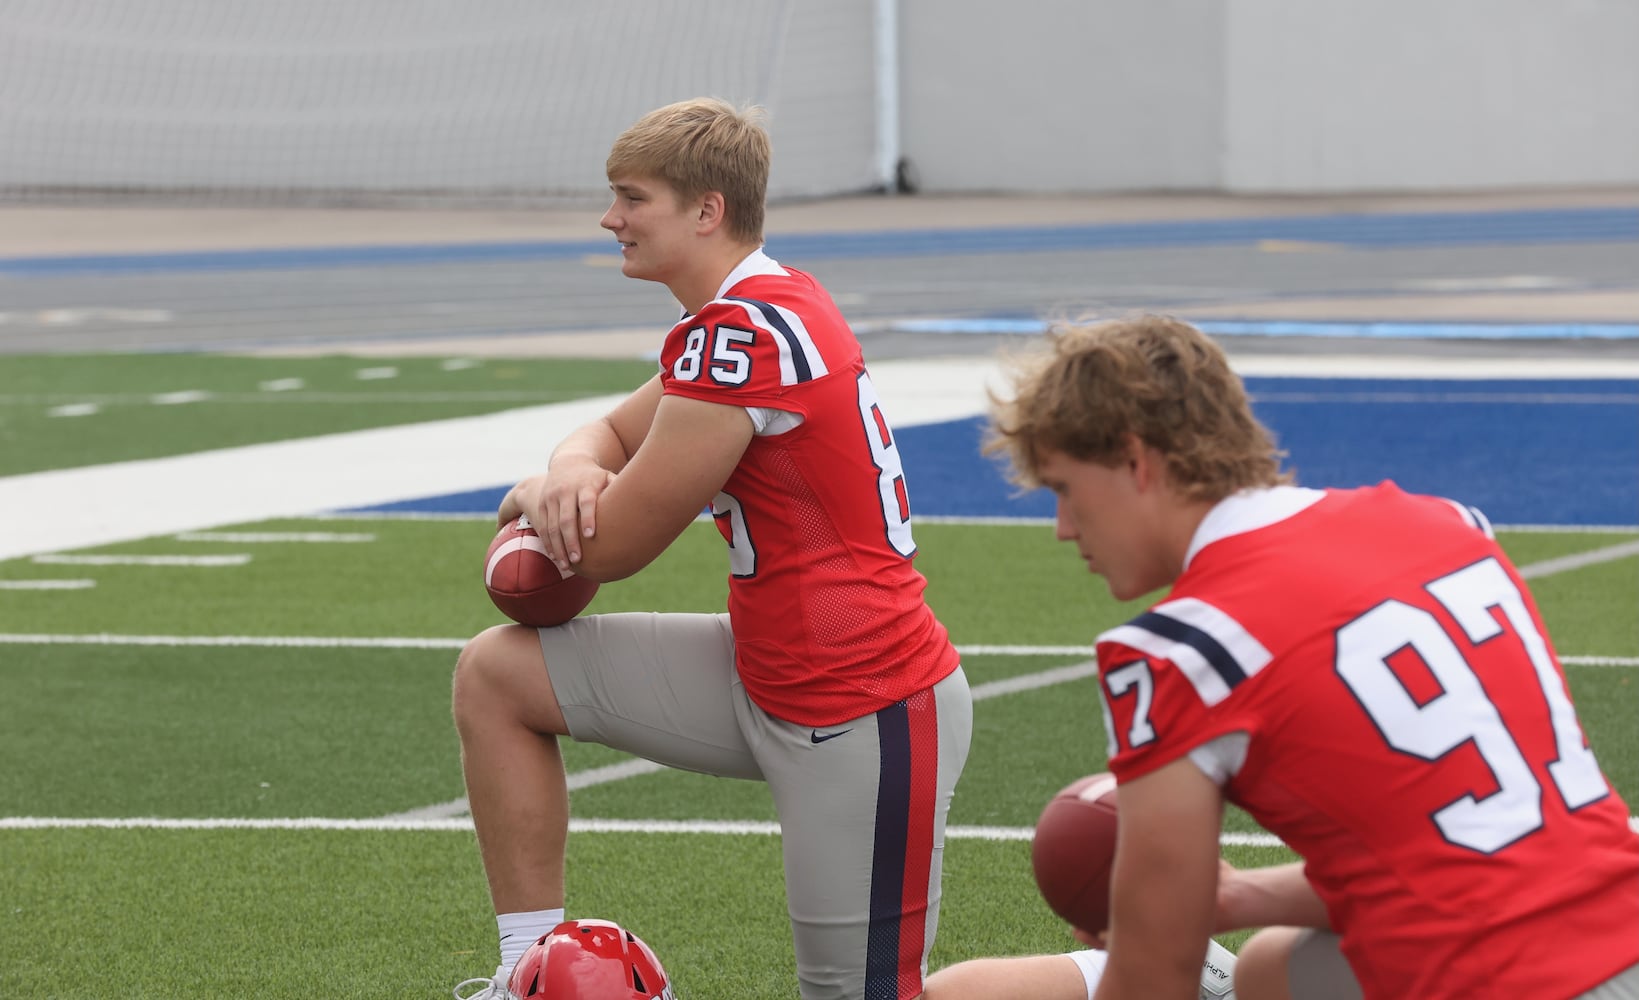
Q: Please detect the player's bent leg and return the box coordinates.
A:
[923,953,1095,1000]
[452,623,574,915]
[755,667,973,1000]
[1232,928,1299,1000]
[1234,927,1360,1000]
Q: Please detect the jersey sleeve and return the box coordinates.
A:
[658,295,833,411]
[1095,596,1271,781]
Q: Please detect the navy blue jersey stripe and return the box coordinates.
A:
[725,295,814,383]
[1129,610,1249,689]
[866,700,911,999]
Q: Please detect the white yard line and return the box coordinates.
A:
[0,634,1632,669]
[174,531,376,543]
[4,814,1635,840]
[30,553,251,567]
[1518,540,1639,578]
[0,814,1283,845]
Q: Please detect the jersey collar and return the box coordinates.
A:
[1182,486,1328,570]
[678,248,789,320]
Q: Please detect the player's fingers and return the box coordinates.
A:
[497,487,522,528]
[539,495,572,570]
[553,492,582,565]
[577,486,600,541]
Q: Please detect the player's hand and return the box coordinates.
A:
[497,476,539,528]
[534,459,617,570]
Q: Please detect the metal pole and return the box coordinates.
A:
[874,0,901,193]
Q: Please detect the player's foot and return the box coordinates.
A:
[1199,939,1237,998]
[452,966,511,999]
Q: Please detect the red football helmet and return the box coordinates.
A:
[506,919,674,1000]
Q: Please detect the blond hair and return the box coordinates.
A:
[986,314,1290,502]
[606,97,769,245]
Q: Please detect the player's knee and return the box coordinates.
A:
[452,624,529,726]
[1233,928,1302,1000]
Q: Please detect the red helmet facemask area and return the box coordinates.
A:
[507,918,675,1000]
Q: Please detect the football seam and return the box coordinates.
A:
[485,535,550,589]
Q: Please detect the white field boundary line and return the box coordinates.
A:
[4,815,1635,841]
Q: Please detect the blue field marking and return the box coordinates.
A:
[346,377,1639,528]
[4,206,1635,275]
[889,378,1639,526]
[886,318,1639,341]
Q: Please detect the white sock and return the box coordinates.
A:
[1067,949,1108,1000]
[1201,938,1237,997]
[498,908,565,974]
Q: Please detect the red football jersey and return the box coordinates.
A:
[1098,483,1639,1000]
[658,251,959,725]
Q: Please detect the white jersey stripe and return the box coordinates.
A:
[720,295,829,385]
[1101,622,1234,707]
[1157,597,1275,680]
[1099,597,1272,708]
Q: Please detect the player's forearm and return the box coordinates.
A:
[561,487,690,582]
[549,418,632,475]
[1218,862,1333,931]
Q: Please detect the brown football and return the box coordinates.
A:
[483,515,599,628]
[1031,772,1120,933]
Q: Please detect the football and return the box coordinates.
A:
[1031,771,1120,933]
[483,514,599,628]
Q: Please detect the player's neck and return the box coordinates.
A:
[1165,496,1218,577]
[669,239,763,315]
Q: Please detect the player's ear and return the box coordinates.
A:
[1124,434,1157,489]
[696,191,727,234]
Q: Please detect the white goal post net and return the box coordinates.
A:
[0,0,887,206]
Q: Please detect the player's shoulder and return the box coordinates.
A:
[1097,595,1273,709]
[1188,484,1495,569]
[1308,481,1496,539]
[711,264,835,323]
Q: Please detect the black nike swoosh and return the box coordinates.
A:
[810,728,852,744]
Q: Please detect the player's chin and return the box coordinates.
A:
[1104,577,1145,602]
